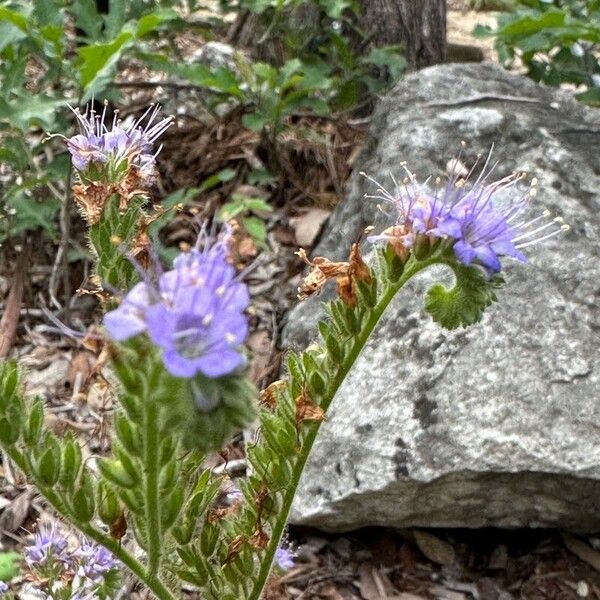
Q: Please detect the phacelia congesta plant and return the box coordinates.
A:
[364,150,569,275]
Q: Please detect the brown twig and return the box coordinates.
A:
[0,242,31,358]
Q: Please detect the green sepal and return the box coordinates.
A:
[200,522,220,557]
[259,413,288,455]
[160,436,177,465]
[24,400,44,446]
[0,418,18,445]
[88,194,146,292]
[382,245,405,282]
[234,547,255,578]
[425,263,504,330]
[173,566,207,588]
[114,448,140,485]
[176,546,198,569]
[324,331,344,362]
[356,279,378,308]
[98,458,137,489]
[36,442,60,487]
[120,488,145,515]
[342,305,360,333]
[172,519,196,546]
[114,414,141,456]
[97,481,122,527]
[131,515,148,550]
[309,370,326,396]
[118,392,142,421]
[72,471,95,522]
[161,487,184,530]
[0,361,20,411]
[186,470,222,522]
[329,300,350,336]
[318,321,332,344]
[60,435,83,489]
[160,461,178,492]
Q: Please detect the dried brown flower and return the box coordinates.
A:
[295,390,325,426]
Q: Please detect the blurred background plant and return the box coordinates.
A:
[0,0,404,256]
[475,0,600,105]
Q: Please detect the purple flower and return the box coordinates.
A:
[0,581,8,595]
[275,545,295,570]
[432,172,569,274]
[55,103,172,182]
[363,170,447,252]
[364,152,568,274]
[25,523,70,567]
[104,227,250,379]
[75,541,117,584]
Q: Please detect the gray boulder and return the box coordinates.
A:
[285,62,600,531]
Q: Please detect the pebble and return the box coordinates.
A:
[577,580,589,598]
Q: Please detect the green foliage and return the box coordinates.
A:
[0,551,20,582]
[217,193,273,246]
[142,1,405,134]
[425,263,504,330]
[0,0,182,242]
[1,0,405,244]
[88,194,146,291]
[475,0,600,104]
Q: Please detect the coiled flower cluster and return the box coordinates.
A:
[55,103,172,184]
[364,151,568,275]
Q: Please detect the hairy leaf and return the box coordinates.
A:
[425,264,504,330]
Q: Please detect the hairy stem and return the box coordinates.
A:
[143,400,163,578]
[249,256,434,600]
[4,446,176,600]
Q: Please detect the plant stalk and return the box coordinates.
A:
[143,400,163,578]
[248,256,434,600]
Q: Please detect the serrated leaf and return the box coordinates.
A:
[425,264,504,330]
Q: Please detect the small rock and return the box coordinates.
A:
[577,581,589,598]
[413,531,455,566]
[290,208,331,247]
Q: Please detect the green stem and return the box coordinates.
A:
[249,257,435,600]
[143,400,163,578]
[4,447,176,600]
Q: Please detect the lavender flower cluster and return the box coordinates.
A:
[59,103,172,182]
[365,151,568,275]
[6,523,118,599]
[104,228,249,379]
